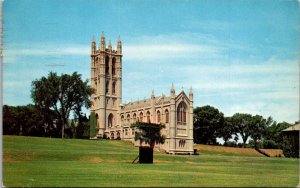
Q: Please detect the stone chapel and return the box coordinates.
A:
[90,32,194,154]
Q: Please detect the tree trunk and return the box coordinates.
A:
[254,138,258,149]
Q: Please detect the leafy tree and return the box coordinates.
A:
[88,112,98,138]
[220,117,234,145]
[248,115,272,149]
[264,121,291,149]
[131,122,165,148]
[31,72,94,138]
[230,113,253,148]
[131,122,165,163]
[74,114,89,139]
[193,105,224,144]
[3,104,56,137]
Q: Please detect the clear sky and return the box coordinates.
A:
[3,0,299,123]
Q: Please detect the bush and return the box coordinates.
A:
[224,141,237,147]
[248,139,263,149]
[263,139,279,149]
[283,135,299,158]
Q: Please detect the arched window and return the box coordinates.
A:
[112,58,116,75]
[127,114,130,124]
[117,132,121,139]
[133,113,137,123]
[146,111,151,123]
[105,56,109,75]
[112,82,116,95]
[108,113,113,127]
[106,81,109,94]
[139,112,143,122]
[177,102,187,125]
[121,115,124,124]
[165,109,169,123]
[111,132,114,139]
[157,110,161,123]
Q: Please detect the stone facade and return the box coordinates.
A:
[90,33,194,154]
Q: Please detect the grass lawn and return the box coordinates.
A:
[3,136,299,187]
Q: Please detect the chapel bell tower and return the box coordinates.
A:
[90,32,122,137]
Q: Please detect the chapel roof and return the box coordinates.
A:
[122,94,171,110]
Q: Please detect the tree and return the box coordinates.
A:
[131,122,166,148]
[88,112,98,138]
[230,113,252,148]
[248,115,272,149]
[31,72,94,138]
[3,104,55,137]
[74,114,90,139]
[219,117,235,145]
[131,122,165,163]
[263,121,291,149]
[193,105,224,144]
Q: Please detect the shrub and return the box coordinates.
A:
[263,139,279,149]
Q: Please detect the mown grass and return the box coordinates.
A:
[194,144,262,157]
[3,136,299,187]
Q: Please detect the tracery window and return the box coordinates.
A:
[177,102,187,125]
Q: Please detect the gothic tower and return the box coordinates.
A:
[91,32,122,137]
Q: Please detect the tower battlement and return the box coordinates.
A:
[91,32,122,56]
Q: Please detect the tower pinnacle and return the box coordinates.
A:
[189,87,193,100]
[171,83,175,96]
[151,90,155,99]
[91,35,96,54]
[100,32,106,51]
[108,40,112,51]
[117,35,122,54]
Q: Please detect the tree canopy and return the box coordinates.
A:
[3,104,58,137]
[31,72,94,138]
[131,122,166,148]
[193,105,225,144]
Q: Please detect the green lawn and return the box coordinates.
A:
[3,136,299,187]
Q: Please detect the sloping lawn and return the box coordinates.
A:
[3,136,299,187]
[194,144,262,156]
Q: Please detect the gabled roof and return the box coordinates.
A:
[122,98,152,110]
[122,95,171,110]
[282,123,300,132]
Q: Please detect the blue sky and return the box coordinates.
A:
[3,0,299,123]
